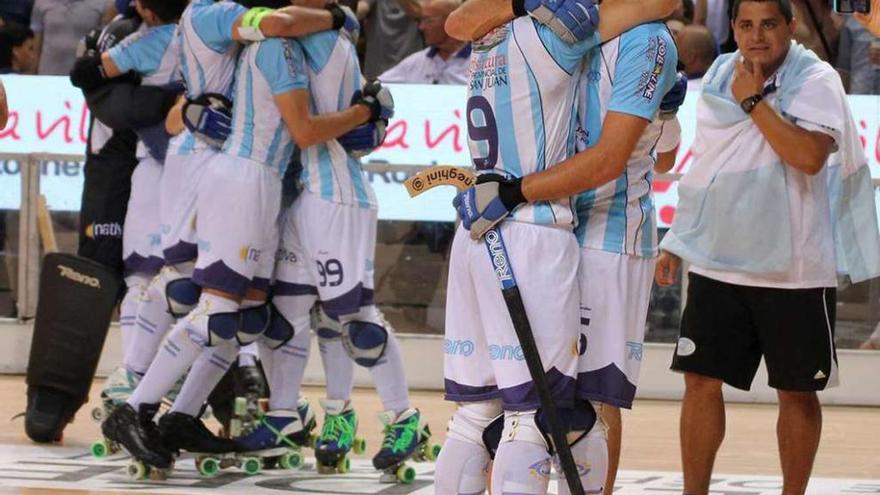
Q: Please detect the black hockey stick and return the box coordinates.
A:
[405,167,585,495]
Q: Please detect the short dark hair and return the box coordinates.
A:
[0,23,33,68]
[237,0,290,9]
[138,0,188,23]
[731,0,794,23]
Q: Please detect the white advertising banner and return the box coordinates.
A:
[1,76,878,227]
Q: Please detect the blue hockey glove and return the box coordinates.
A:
[660,71,688,119]
[514,0,600,43]
[183,93,233,149]
[338,120,387,158]
[353,81,394,122]
[453,174,526,240]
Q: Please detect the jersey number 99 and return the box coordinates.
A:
[316,259,344,287]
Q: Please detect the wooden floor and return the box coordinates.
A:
[0,375,877,494]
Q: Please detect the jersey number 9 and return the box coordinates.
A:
[467,95,499,170]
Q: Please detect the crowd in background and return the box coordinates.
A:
[0,0,876,94]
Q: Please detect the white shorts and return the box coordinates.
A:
[159,150,212,264]
[274,191,377,318]
[191,154,282,298]
[122,157,163,275]
[576,248,656,408]
[444,222,580,411]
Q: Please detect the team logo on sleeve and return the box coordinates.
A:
[639,36,667,101]
[281,39,300,78]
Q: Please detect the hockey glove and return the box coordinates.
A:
[337,120,387,158]
[353,81,395,122]
[70,52,109,91]
[183,93,233,149]
[453,173,526,240]
[514,0,600,43]
[327,3,360,43]
[659,71,688,119]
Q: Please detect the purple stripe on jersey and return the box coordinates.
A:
[273,281,318,297]
[192,261,251,298]
[576,364,637,409]
[163,241,198,265]
[322,284,374,319]
[444,380,500,402]
[124,254,165,276]
[498,367,576,411]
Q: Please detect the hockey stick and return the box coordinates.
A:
[405,166,586,495]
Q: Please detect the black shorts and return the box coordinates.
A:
[671,272,838,392]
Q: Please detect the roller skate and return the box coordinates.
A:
[91,367,140,423]
[314,399,366,475]
[373,408,441,484]
[259,398,317,470]
[94,403,173,480]
[235,407,312,473]
[157,411,244,477]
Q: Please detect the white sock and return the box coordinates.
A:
[120,274,151,363]
[239,342,259,367]
[128,323,200,409]
[434,437,491,495]
[264,294,313,410]
[318,334,354,402]
[124,274,175,375]
[342,306,409,412]
[170,342,239,416]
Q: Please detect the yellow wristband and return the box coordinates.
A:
[242,7,274,29]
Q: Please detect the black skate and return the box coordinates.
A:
[96,403,174,479]
[159,412,240,454]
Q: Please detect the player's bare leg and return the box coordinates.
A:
[777,391,821,495]
[602,404,621,494]
[680,373,725,495]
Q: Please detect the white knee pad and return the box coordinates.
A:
[447,400,503,446]
[500,410,549,450]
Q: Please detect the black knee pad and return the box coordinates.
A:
[165,277,201,318]
[341,320,388,368]
[238,304,270,345]
[261,303,294,350]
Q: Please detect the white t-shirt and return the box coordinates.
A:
[691,115,838,289]
[378,44,471,85]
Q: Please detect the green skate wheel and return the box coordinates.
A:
[242,457,262,475]
[197,456,221,477]
[127,460,148,480]
[352,438,366,455]
[233,397,248,416]
[279,451,304,470]
[397,464,416,484]
[428,444,441,461]
[337,456,351,474]
[90,440,109,458]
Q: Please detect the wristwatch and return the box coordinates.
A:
[740,94,763,114]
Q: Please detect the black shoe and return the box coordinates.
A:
[24,386,76,443]
[159,412,240,454]
[102,403,173,469]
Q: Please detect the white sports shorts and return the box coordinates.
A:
[159,149,213,265]
[444,222,580,411]
[122,156,163,275]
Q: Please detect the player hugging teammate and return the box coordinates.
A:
[69,0,436,484]
[437,0,686,494]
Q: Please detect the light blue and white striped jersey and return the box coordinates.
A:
[107,23,180,86]
[107,23,181,159]
[574,22,677,257]
[170,0,247,156]
[297,30,376,209]
[222,37,306,174]
[467,17,598,228]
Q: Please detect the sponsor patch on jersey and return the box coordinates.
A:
[640,36,668,101]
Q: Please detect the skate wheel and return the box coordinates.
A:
[317,463,336,475]
[396,464,416,484]
[233,397,248,416]
[242,457,262,475]
[352,438,366,455]
[279,451,304,470]
[90,407,105,423]
[127,460,148,480]
[90,440,111,458]
[427,443,441,461]
[197,456,221,477]
[337,456,351,474]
